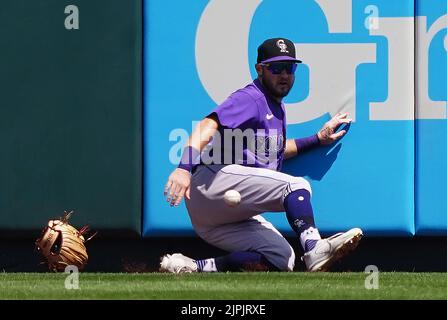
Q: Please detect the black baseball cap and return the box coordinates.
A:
[257,38,302,64]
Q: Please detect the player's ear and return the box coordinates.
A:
[255,64,263,77]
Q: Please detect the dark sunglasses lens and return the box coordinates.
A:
[268,63,297,75]
[290,63,298,74]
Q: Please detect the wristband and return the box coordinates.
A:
[178,146,200,172]
[294,134,320,153]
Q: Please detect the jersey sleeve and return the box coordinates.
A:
[207,92,258,129]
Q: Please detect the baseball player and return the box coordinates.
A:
[161,38,363,273]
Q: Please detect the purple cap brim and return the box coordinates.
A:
[260,56,302,63]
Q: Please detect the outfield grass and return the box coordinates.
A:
[0,272,447,299]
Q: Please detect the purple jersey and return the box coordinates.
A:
[202,79,286,171]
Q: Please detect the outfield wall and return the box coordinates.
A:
[144,0,419,236]
[0,1,142,234]
[415,1,447,235]
[0,1,446,238]
[143,0,446,237]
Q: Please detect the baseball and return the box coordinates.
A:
[224,190,241,207]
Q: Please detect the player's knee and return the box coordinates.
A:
[273,246,296,271]
[289,177,312,195]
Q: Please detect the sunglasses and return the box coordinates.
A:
[261,62,298,75]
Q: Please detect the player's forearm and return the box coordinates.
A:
[284,135,321,159]
[284,139,298,159]
[177,116,219,172]
[187,116,219,151]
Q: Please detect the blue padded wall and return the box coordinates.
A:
[143,0,415,236]
[415,0,447,235]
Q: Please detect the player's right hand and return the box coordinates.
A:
[164,168,191,207]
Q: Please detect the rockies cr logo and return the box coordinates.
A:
[276,39,289,53]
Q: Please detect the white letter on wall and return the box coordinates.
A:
[196,0,262,104]
[369,18,414,120]
[314,0,352,33]
[287,43,376,124]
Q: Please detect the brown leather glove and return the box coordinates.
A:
[35,211,95,272]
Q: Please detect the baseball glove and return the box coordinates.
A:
[35,210,96,272]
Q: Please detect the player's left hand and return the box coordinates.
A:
[317,112,352,145]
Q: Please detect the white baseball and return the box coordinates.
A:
[224,190,241,207]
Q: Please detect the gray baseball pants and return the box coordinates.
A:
[185,164,312,271]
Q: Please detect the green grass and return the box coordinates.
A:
[1,272,447,299]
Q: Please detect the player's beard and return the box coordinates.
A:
[262,76,294,100]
